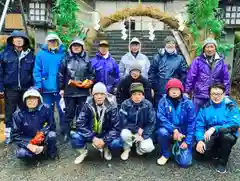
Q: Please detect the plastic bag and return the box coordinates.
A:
[59,97,65,112]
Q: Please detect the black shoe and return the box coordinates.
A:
[215,163,227,174]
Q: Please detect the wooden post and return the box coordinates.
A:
[19,0,29,36]
[172,30,192,65]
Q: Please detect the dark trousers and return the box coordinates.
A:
[197,133,237,166]
[4,89,24,128]
[16,131,57,160]
[64,96,87,134]
[153,93,162,109]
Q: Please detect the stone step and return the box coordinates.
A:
[98,32,172,38]
[89,52,155,58]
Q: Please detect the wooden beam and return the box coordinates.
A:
[171,29,192,65]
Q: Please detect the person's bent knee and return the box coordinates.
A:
[108,138,123,149]
[48,131,56,139]
[16,148,33,159]
[157,127,170,137]
[120,129,132,141]
[139,138,155,153]
[70,132,86,149]
[221,133,237,144]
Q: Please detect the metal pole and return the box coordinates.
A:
[128,16,131,52]
[0,0,11,32]
[19,0,29,36]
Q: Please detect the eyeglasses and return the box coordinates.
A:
[210,92,224,97]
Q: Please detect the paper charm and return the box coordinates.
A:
[175,13,186,32]
[92,12,100,31]
[148,22,155,41]
[120,20,128,40]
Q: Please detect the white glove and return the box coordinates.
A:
[204,127,215,141]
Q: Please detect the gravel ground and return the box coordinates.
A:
[0,139,239,181]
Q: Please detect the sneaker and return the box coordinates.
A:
[120,149,131,161]
[74,149,88,164]
[157,156,168,166]
[216,164,227,174]
[103,148,112,161]
[4,127,11,145]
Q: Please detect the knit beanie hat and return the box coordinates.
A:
[129,62,142,73]
[130,82,144,94]
[92,82,107,95]
[164,36,176,44]
[165,78,184,93]
[203,38,217,48]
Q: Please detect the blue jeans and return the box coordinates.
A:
[43,93,65,133]
[156,127,192,168]
[16,131,57,160]
[71,132,123,150]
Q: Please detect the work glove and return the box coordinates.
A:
[30,131,45,145]
[204,127,215,141]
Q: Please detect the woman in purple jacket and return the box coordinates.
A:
[185,38,230,113]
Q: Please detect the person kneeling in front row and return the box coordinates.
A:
[119,83,155,160]
[156,78,195,167]
[12,88,57,161]
[71,82,122,164]
[195,83,240,174]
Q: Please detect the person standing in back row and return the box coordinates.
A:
[90,40,120,95]
[185,38,230,113]
[0,30,35,144]
[148,36,187,108]
[33,32,65,134]
[119,37,150,78]
[58,38,95,141]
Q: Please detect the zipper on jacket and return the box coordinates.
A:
[18,55,22,89]
[135,106,144,126]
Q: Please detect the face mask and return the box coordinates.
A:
[165,48,175,54]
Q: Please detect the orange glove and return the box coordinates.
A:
[30,132,45,145]
[68,80,83,88]
[81,79,89,87]
[68,79,93,89]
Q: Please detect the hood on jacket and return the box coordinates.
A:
[68,38,86,57]
[23,87,43,103]
[6,30,30,48]
[44,33,62,45]
[41,33,65,52]
[86,93,117,110]
[129,37,141,52]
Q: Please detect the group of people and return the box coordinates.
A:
[0,30,239,174]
